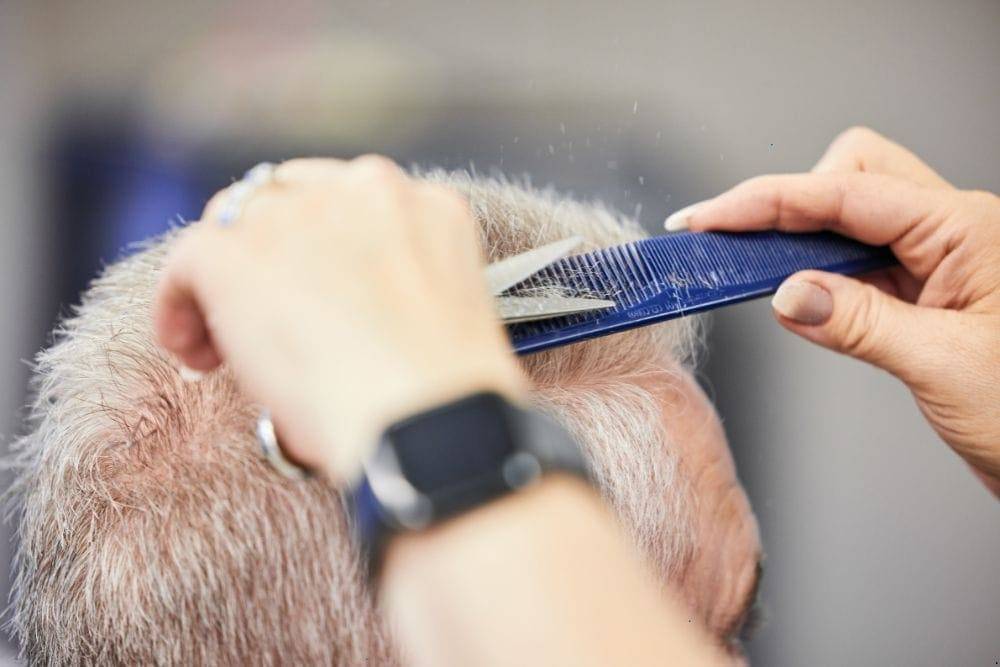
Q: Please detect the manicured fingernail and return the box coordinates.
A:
[772,280,833,325]
[179,365,205,382]
[664,201,704,231]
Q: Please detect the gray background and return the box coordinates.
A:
[1,1,997,664]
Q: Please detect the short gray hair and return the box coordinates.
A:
[6,171,701,665]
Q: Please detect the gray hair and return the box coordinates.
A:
[6,172,701,665]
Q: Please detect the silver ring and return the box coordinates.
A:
[217,162,277,227]
[256,409,310,480]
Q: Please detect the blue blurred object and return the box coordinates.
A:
[103,143,203,251]
[51,119,216,310]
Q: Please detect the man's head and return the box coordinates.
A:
[8,171,760,664]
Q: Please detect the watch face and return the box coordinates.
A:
[388,393,517,493]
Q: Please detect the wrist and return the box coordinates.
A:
[380,473,601,582]
[378,475,725,667]
[347,389,590,580]
[377,476,610,665]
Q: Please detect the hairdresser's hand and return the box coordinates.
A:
[154,157,526,482]
[665,127,1000,494]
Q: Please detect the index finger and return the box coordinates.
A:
[684,172,958,276]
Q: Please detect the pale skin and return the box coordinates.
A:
[666,127,1000,495]
[154,129,999,665]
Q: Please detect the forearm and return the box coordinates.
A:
[380,475,724,667]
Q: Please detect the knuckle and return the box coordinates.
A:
[962,189,1000,213]
[351,154,403,184]
[823,127,887,167]
[834,125,880,149]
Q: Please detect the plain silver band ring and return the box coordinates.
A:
[256,409,310,480]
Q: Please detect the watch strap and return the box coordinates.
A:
[348,392,590,580]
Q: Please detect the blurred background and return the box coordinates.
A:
[1,1,998,664]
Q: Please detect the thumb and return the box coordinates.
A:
[770,270,937,383]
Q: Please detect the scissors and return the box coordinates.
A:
[487,236,616,323]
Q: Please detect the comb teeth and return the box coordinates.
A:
[508,230,897,354]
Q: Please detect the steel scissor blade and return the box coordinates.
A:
[485,236,585,295]
[496,295,616,323]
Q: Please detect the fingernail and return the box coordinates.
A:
[771,280,833,325]
[664,201,704,231]
[179,365,206,382]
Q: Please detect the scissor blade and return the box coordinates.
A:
[496,295,617,324]
[485,236,585,295]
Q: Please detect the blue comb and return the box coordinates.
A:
[507,231,897,355]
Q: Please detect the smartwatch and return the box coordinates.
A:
[348,391,591,579]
